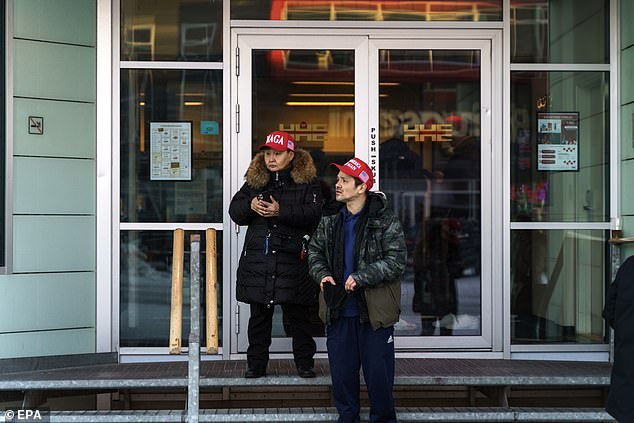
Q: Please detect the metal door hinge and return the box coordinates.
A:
[235,47,240,76]
[235,304,240,334]
[235,104,240,134]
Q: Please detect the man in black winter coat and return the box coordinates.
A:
[229,131,323,379]
[603,255,634,423]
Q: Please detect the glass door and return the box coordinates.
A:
[232,33,369,354]
[232,32,501,354]
[369,38,498,350]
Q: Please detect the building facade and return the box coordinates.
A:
[2,0,633,363]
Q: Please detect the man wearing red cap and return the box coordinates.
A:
[229,131,323,378]
[308,157,406,423]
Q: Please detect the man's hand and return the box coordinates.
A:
[320,276,336,292]
[344,275,357,292]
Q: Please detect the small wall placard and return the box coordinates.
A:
[28,116,44,135]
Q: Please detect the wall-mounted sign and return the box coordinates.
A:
[28,116,43,135]
[150,122,192,181]
[278,122,327,148]
[537,112,578,171]
[369,127,378,188]
[201,120,219,135]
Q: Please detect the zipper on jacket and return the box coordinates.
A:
[264,230,271,255]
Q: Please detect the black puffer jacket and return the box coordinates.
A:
[603,255,634,423]
[229,149,323,305]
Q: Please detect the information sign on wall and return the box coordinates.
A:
[536,112,578,171]
[150,122,192,181]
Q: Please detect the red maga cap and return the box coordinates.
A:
[259,131,296,152]
[445,115,464,125]
[331,157,374,191]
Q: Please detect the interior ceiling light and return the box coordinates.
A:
[291,81,399,86]
[289,93,354,97]
[285,101,354,106]
[292,81,354,85]
[184,101,204,106]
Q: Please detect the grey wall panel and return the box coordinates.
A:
[12,215,95,273]
[13,98,95,159]
[0,272,95,333]
[13,157,95,214]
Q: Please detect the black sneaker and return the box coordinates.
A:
[297,367,316,378]
[244,368,266,378]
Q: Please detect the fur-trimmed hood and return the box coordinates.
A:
[244,149,317,189]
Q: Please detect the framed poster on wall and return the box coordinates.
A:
[150,121,192,181]
[536,112,579,171]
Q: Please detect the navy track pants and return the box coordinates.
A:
[326,317,396,423]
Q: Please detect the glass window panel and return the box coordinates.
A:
[510,229,607,344]
[252,49,355,197]
[379,49,482,337]
[510,71,609,222]
[121,0,222,62]
[120,230,223,348]
[232,1,502,22]
[510,0,608,64]
[120,70,223,223]
[250,48,357,340]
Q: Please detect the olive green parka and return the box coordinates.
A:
[307,192,406,330]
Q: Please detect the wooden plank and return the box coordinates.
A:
[206,228,219,354]
[169,229,185,354]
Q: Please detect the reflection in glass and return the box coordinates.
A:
[232,1,502,22]
[510,72,609,223]
[120,230,223,348]
[379,50,482,337]
[511,230,607,344]
[510,0,608,63]
[120,70,223,223]
[121,0,222,61]
[251,48,356,339]
[252,49,355,199]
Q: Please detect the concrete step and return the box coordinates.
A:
[45,407,615,422]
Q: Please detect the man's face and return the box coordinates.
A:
[335,171,364,203]
[264,149,294,172]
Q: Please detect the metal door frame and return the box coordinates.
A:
[369,35,501,351]
[230,28,503,355]
[231,32,369,354]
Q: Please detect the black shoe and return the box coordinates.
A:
[245,368,266,378]
[297,367,316,378]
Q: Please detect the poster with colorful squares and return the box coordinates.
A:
[536,112,578,171]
